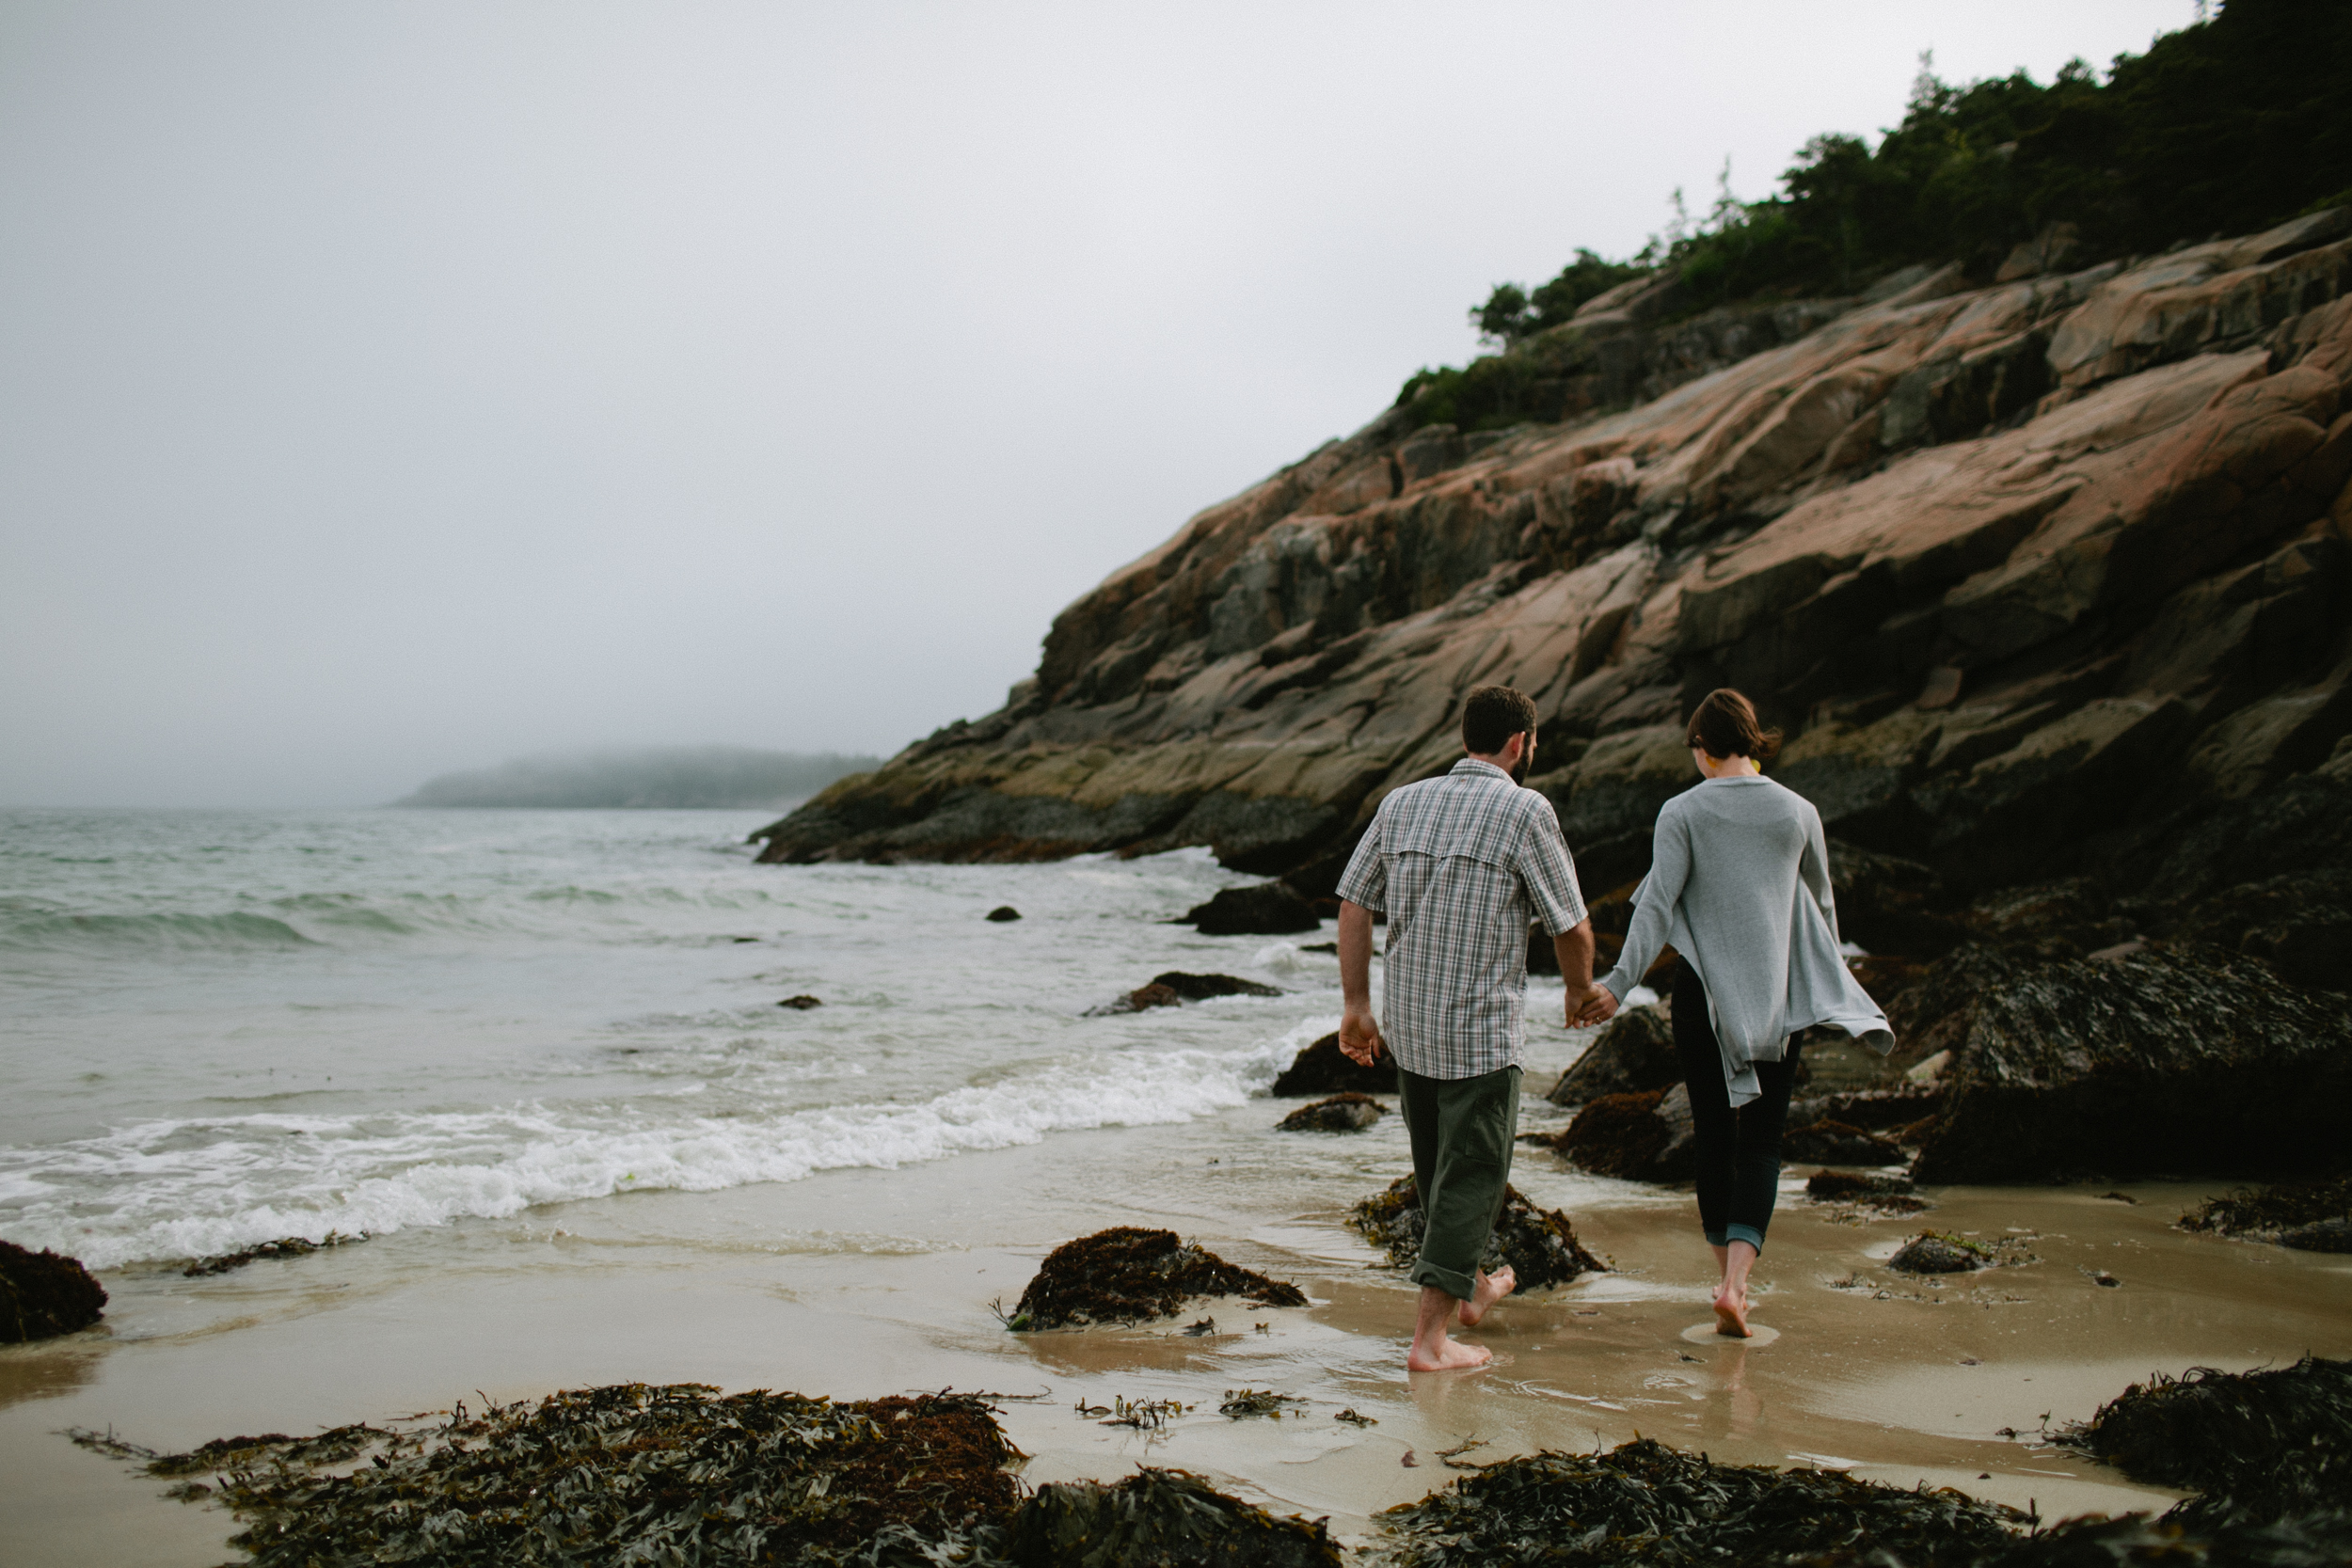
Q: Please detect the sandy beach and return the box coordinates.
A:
[9,1084,2348,1565]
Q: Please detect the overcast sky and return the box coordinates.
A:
[1,1,2188,807]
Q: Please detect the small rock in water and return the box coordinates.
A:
[776,994,822,1009]
[2097,1191,2139,1204]
[1002,1227,1307,1331]
[1091,983,1182,1015]
[1784,1119,1905,1165]
[985,906,1022,922]
[1088,972,1281,1016]
[1181,882,1320,936]
[2280,1217,2352,1253]
[1276,1093,1384,1132]
[0,1240,107,1342]
[1888,1233,1985,1274]
[1805,1170,1916,1201]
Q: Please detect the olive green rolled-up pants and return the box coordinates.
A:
[1395,1062,1520,1302]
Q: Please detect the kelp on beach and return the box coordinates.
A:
[2061,1356,2352,1528]
[1003,1227,1307,1332]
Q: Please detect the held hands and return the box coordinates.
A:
[1568,983,1619,1028]
[1338,1006,1386,1068]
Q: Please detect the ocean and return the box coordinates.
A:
[0,806,1404,1271]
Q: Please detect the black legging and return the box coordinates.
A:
[1672,964,1802,1253]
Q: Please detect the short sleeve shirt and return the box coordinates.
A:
[1335,757,1587,1079]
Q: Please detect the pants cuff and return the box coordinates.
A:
[1725,1224,1767,1252]
[1410,1257,1477,1302]
[1703,1228,1727,1247]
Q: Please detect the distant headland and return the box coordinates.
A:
[394,747,880,810]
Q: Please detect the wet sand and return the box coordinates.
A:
[6,1085,2348,1566]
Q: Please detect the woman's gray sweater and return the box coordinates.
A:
[1598,774,1892,1107]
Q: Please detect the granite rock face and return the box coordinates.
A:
[755,214,2352,926]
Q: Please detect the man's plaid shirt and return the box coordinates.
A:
[1336,757,1587,1080]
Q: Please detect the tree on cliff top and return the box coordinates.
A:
[1454,0,2350,370]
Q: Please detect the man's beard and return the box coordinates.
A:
[1510,751,1530,784]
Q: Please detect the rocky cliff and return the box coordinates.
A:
[755,210,2352,980]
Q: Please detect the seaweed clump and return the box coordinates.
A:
[1008,1467,1342,1567]
[0,1239,105,1342]
[1276,1093,1384,1132]
[1350,1176,1605,1291]
[2180,1173,2352,1243]
[80,1385,1023,1567]
[1006,1227,1306,1331]
[2060,1356,2352,1527]
[1375,1436,2025,1568]
[184,1231,365,1277]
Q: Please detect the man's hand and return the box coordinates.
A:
[1339,1006,1386,1067]
[1569,983,1619,1028]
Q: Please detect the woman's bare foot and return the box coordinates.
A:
[1407,1336,1493,1371]
[1712,1280,1751,1338]
[1456,1265,1516,1328]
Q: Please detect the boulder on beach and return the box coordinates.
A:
[1783,1119,1905,1165]
[2181,1172,2352,1242]
[0,1239,106,1342]
[1275,1093,1384,1132]
[1180,883,1321,936]
[1542,1085,1695,1183]
[1804,1171,1923,1214]
[1887,1232,1985,1274]
[1002,1227,1306,1332]
[1268,1032,1394,1096]
[1896,942,2352,1183]
[1784,1085,1943,1132]
[1547,1001,1679,1107]
[1350,1175,1606,1291]
[1009,1468,1343,1568]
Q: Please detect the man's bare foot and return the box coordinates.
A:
[1406,1336,1493,1371]
[1712,1281,1751,1338]
[1457,1265,1516,1328]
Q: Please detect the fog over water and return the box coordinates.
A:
[0,1,2185,807]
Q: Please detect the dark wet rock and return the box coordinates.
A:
[1888,1233,1985,1274]
[1548,1002,1679,1106]
[1827,842,1972,958]
[2061,1356,2352,1528]
[76,1384,1025,1566]
[986,905,1023,922]
[1785,1085,1944,1132]
[1268,1032,1394,1097]
[1375,1436,2026,1568]
[184,1231,364,1277]
[1806,1170,1916,1201]
[777,994,822,1009]
[0,1240,105,1342]
[1895,942,2352,1183]
[2280,1218,2352,1252]
[1008,1467,1343,1568]
[1350,1175,1606,1291]
[1182,882,1321,936]
[1089,972,1282,1016]
[1275,1093,1384,1132]
[1005,1227,1306,1331]
[1544,1085,1696,1183]
[2181,1171,2352,1238]
[1784,1119,1905,1165]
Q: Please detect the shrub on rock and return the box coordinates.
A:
[1269,1033,1393,1096]
[1350,1176,1605,1291]
[1004,1227,1306,1331]
[1,1240,105,1342]
[1276,1093,1384,1132]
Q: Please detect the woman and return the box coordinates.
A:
[1574,689,1891,1337]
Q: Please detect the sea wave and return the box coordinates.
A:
[0,907,322,956]
[0,1018,1334,1269]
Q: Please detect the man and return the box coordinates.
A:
[1335,685,1605,1371]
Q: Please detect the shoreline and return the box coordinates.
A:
[8,1095,2346,1566]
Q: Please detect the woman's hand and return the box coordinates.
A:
[1339,1006,1385,1067]
[1569,984,1619,1028]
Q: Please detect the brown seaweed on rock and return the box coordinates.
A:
[1007,1467,1342,1567]
[1539,1087,1695,1182]
[1374,1437,2027,1568]
[2060,1356,2352,1528]
[1005,1227,1306,1331]
[1350,1175,1605,1291]
[1896,942,2352,1183]
[84,1384,1025,1567]
[0,1239,105,1342]
[2180,1172,2352,1240]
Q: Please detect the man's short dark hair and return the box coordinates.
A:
[1462,686,1538,754]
